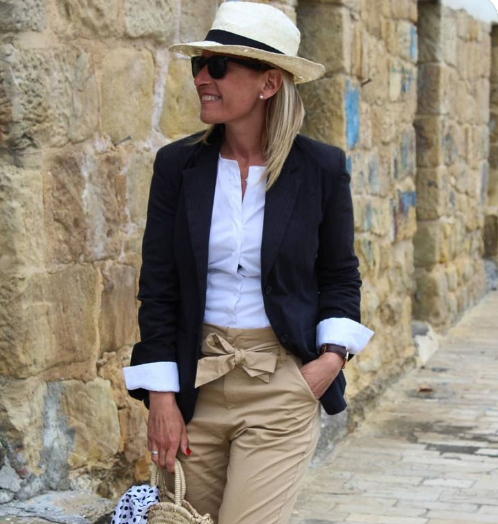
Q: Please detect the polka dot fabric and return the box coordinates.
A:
[112,484,160,523]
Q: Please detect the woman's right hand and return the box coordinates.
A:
[148,391,189,473]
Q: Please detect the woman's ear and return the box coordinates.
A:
[262,69,283,99]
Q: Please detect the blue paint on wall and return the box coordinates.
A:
[346,155,352,175]
[398,191,416,216]
[344,80,359,150]
[410,25,418,62]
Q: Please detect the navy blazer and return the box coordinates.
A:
[129,127,362,423]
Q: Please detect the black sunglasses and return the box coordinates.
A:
[191,55,269,79]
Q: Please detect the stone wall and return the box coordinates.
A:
[486,25,498,260]
[0,0,299,502]
[413,1,490,328]
[298,0,419,408]
[0,0,495,503]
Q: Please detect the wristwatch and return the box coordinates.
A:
[320,343,349,369]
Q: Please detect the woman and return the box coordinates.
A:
[124,2,373,523]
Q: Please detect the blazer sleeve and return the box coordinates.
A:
[123,147,182,397]
[315,149,365,336]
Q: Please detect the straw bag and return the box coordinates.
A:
[148,460,214,524]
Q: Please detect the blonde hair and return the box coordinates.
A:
[195,71,305,190]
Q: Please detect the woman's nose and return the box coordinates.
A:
[194,64,211,86]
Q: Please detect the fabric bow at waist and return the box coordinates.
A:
[195,332,280,388]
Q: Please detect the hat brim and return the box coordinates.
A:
[169,41,325,84]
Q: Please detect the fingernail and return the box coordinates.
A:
[186,447,191,456]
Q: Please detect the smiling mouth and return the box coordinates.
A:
[201,95,221,102]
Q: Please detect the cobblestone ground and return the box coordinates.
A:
[291,290,498,524]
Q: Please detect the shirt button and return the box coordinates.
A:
[264,285,273,295]
[280,334,289,344]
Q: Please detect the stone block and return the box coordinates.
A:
[0,165,46,273]
[418,2,442,63]
[0,46,76,149]
[160,59,205,140]
[390,0,411,20]
[125,149,155,227]
[413,266,449,326]
[300,75,347,149]
[298,5,351,75]
[0,0,45,32]
[414,116,444,168]
[362,39,389,106]
[441,7,457,67]
[69,53,99,144]
[43,152,126,263]
[360,0,381,38]
[0,266,99,380]
[180,0,218,43]
[124,0,177,42]
[0,378,46,475]
[99,262,138,355]
[84,152,127,260]
[43,153,86,265]
[354,235,381,278]
[414,220,445,266]
[417,63,451,116]
[59,378,120,469]
[416,167,448,220]
[101,49,154,144]
[55,0,120,38]
[397,21,418,64]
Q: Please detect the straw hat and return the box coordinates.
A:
[169,1,325,84]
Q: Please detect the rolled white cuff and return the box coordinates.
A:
[123,362,180,392]
[316,317,374,354]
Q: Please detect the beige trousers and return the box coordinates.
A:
[176,324,321,524]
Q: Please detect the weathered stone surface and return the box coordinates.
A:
[416,167,448,220]
[125,0,177,41]
[97,347,147,465]
[418,3,443,63]
[0,266,99,380]
[413,220,445,266]
[84,152,127,260]
[60,378,120,469]
[0,0,46,32]
[0,46,75,149]
[298,5,350,74]
[125,149,155,227]
[68,53,99,143]
[43,152,126,264]
[160,59,205,139]
[98,262,138,354]
[56,0,120,38]
[0,377,46,474]
[101,49,154,144]
[413,266,449,326]
[300,75,347,149]
[414,116,444,168]
[0,490,115,523]
[179,0,218,43]
[0,165,45,273]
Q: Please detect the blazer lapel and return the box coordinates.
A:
[261,144,302,280]
[182,137,220,299]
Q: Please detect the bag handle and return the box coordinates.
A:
[150,459,187,506]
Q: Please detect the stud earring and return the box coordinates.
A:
[259,94,264,100]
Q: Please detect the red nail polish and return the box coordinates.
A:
[186,447,191,456]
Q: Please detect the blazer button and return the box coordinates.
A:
[264,285,273,295]
[280,334,289,344]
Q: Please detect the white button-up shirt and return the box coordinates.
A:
[124,156,373,392]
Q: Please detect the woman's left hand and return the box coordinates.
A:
[299,352,345,400]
